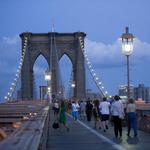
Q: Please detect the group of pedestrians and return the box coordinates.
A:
[111,95,137,138]
[52,96,138,138]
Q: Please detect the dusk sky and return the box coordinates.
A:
[0,0,150,100]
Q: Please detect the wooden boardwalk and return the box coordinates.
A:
[0,100,50,150]
[47,110,150,150]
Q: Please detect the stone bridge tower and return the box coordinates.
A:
[20,32,86,100]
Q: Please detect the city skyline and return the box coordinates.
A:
[1,0,150,99]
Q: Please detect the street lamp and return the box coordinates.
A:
[71,81,76,88]
[121,27,135,99]
[71,81,75,98]
[45,70,51,81]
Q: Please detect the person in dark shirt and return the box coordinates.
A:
[86,100,93,121]
[93,100,102,129]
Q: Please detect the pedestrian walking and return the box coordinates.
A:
[86,100,93,122]
[72,100,80,122]
[93,100,102,129]
[79,101,86,120]
[111,95,124,138]
[59,101,69,131]
[126,98,138,137]
[99,97,110,132]
[53,100,60,117]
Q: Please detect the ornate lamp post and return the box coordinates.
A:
[121,27,135,99]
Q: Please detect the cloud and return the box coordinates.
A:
[2,35,19,45]
[2,35,150,76]
[0,35,21,74]
[85,38,150,68]
[133,39,150,62]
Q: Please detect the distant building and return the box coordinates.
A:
[118,85,134,99]
[86,89,102,100]
[118,84,150,103]
[39,86,47,100]
[134,84,150,103]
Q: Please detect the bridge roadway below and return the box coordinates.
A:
[0,100,50,150]
[47,109,150,150]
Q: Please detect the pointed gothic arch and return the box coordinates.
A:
[20,32,86,100]
[59,53,73,98]
[33,54,49,99]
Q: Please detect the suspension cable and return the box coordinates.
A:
[66,70,74,99]
[78,37,110,98]
[4,36,28,101]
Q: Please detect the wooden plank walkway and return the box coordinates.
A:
[47,110,150,150]
[0,100,50,150]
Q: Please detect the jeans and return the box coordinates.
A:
[72,111,78,120]
[127,112,137,136]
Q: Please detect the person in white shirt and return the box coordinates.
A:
[111,95,124,138]
[99,97,110,132]
[79,101,86,120]
[72,100,80,122]
[53,101,60,117]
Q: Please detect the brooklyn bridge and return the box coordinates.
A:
[0,31,150,150]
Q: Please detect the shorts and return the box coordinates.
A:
[101,114,109,121]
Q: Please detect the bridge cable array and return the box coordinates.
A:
[66,70,74,99]
[4,36,28,101]
[78,37,111,98]
[53,32,64,98]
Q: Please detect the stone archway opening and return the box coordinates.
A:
[33,54,49,100]
[59,54,73,99]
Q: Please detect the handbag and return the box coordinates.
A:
[119,112,125,119]
[52,121,59,129]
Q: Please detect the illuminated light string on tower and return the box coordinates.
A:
[4,36,28,101]
[78,37,111,98]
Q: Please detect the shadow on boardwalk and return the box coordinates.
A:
[46,110,150,150]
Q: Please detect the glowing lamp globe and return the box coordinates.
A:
[121,27,134,56]
[71,81,76,88]
[45,70,51,81]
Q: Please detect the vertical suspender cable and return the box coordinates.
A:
[78,37,110,98]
